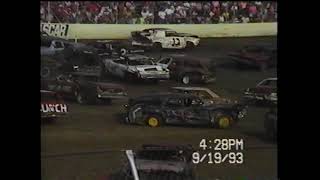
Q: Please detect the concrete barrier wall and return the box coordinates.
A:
[41,23,277,40]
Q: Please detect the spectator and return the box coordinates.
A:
[141,6,154,24]
[165,5,174,23]
[249,3,257,22]
[40,1,277,24]
[158,8,166,24]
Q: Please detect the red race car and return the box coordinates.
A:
[243,78,277,104]
[229,44,277,71]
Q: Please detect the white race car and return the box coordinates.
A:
[131,28,200,50]
[102,54,170,83]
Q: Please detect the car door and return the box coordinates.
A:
[183,97,211,125]
[166,37,183,49]
[162,97,186,124]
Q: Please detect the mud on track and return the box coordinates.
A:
[41,37,277,180]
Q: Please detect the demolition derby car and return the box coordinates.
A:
[156,55,216,84]
[87,40,144,57]
[41,33,86,56]
[243,77,277,104]
[102,54,170,82]
[41,73,127,105]
[131,28,200,50]
[107,144,196,180]
[41,90,68,120]
[170,87,241,106]
[228,44,277,71]
[41,46,103,79]
[125,93,247,129]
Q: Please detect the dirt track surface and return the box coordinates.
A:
[41,37,277,180]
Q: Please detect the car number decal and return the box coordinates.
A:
[171,38,181,47]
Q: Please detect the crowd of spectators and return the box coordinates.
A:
[40,1,277,24]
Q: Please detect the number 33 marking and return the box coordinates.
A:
[171,38,181,47]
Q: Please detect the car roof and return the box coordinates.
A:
[143,28,172,31]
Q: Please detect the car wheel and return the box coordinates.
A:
[186,41,195,49]
[145,115,162,127]
[41,67,50,78]
[181,74,190,84]
[214,113,233,129]
[120,48,127,56]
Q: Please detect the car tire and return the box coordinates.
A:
[120,48,127,56]
[145,114,163,127]
[41,67,51,78]
[181,74,191,84]
[214,112,233,129]
[186,41,195,49]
